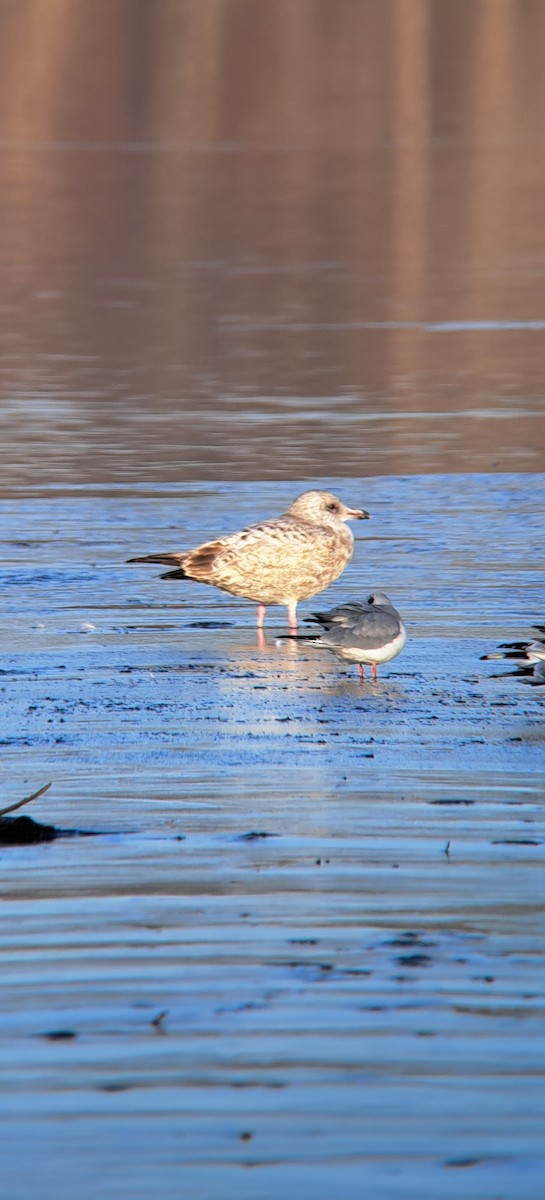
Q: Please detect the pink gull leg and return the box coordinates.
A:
[287,602,298,631]
[358,663,364,682]
[371,662,377,683]
[256,603,267,628]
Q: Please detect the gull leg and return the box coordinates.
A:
[256,604,267,628]
[287,602,298,631]
[371,662,377,683]
[358,663,364,682]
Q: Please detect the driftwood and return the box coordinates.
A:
[0,782,52,818]
[0,784,55,845]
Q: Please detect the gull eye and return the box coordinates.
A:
[326,502,338,512]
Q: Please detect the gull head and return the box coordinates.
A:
[287,490,370,527]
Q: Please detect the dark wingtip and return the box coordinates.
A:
[160,568,187,581]
[126,556,160,566]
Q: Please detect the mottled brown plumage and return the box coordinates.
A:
[128,490,370,628]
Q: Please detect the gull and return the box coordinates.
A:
[128,490,369,630]
[304,592,407,681]
[481,625,545,685]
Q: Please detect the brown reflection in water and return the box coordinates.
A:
[0,0,545,486]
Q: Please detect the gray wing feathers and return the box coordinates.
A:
[313,604,401,650]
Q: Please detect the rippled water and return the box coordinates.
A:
[2,1,545,486]
[2,3,545,1195]
[1,475,544,1199]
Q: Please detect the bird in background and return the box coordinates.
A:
[303,592,407,681]
[481,625,545,685]
[128,490,369,630]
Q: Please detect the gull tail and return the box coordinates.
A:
[277,633,318,642]
[159,568,188,581]
[127,552,188,580]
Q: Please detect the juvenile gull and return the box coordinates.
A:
[128,490,369,630]
[304,592,407,681]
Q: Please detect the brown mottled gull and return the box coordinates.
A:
[128,490,369,629]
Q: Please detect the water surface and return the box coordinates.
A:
[1,4,545,1195]
[0,475,544,1199]
[1,1,545,487]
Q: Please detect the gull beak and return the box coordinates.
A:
[347,507,370,520]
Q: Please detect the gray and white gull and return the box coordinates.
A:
[304,591,407,681]
[481,625,545,685]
